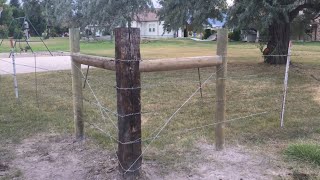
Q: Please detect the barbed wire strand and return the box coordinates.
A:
[143,111,269,143]
[2,53,318,173]
[73,64,118,131]
[123,65,226,174]
[73,63,151,173]
[74,62,221,172]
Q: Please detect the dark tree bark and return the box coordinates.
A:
[264,20,290,65]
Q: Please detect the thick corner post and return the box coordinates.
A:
[70,28,84,140]
[215,29,228,151]
[115,28,142,179]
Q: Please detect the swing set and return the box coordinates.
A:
[0,7,53,100]
[0,16,53,56]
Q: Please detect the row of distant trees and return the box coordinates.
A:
[0,0,69,39]
[0,0,154,39]
[1,0,319,64]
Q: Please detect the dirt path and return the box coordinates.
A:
[11,134,119,180]
[0,56,72,75]
[0,134,291,180]
[146,143,288,180]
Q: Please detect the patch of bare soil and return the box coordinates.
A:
[12,134,119,180]
[10,134,289,180]
[146,143,288,180]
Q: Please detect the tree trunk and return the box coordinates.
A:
[264,21,290,65]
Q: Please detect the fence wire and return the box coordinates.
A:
[0,53,319,174]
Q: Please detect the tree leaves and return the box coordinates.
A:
[227,0,320,31]
[50,0,153,28]
[158,0,227,32]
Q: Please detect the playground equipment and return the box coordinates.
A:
[0,17,52,56]
[0,15,53,100]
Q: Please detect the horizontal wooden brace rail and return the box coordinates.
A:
[70,28,228,178]
[71,54,116,71]
[71,54,222,72]
[140,56,222,72]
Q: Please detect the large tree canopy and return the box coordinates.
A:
[158,0,227,32]
[23,0,47,35]
[10,0,20,8]
[228,0,320,64]
[0,1,14,38]
[49,0,87,28]
[51,0,153,29]
[0,1,13,26]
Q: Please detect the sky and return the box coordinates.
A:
[227,0,234,6]
[152,0,234,7]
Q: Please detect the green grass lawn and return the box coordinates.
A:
[0,38,320,177]
[285,143,320,166]
[2,37,320,64]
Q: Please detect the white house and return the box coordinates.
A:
[85,10,183,39]
[131,11,183,38]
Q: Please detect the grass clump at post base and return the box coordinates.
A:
[285,143,320,166]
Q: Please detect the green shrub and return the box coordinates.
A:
[285,143,320,166]
[203,29,212,39]
[228,32,233,39]
[13,28,23,39]
[50,28,58,37]
[102,31,111,36]
[0,26,9,39]
[229,29,241,41]
[25,46,31,50]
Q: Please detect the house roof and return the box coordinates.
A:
[242,28,258,35]
[208,17,226,28]
[135,10,159,22]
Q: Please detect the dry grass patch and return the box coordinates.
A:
[0,40,319,178]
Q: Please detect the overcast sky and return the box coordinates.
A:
[152,0,234,7]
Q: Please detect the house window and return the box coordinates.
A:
[149,24,156,32]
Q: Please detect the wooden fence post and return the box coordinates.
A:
[115,28,142,179]
[215,29,228,151]
[70,28,84,140]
